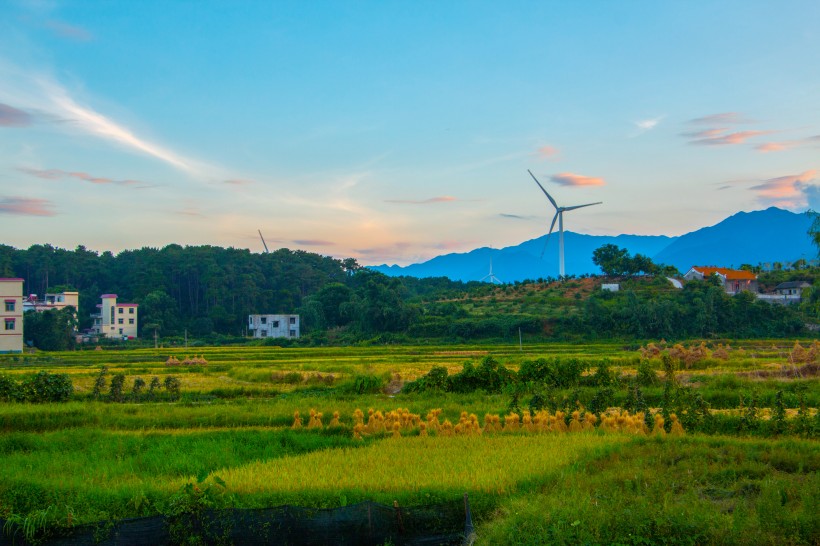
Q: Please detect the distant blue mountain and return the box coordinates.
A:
[368,207,817,282]
[653,207,815,273]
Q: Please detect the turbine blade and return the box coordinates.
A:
[563,201,602,212]
[540,212,560,258]
[528,169,558,209]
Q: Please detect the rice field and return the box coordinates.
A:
[0,341,818,544]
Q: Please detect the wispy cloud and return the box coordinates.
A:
[680,128,727,139]
[385,196,459,205]
[44,20,92,41]
[689,112,752,125]
[0,197,56,216]
[550,172,605,187]
[0,103,31,127]
[536,145,559,159]
[689,129,772,146]
[755,135,820,153]
[750,170,818,208]
[631,115,665,136]
[224,179,254,186]
[19,167,142,186]
[0,61,200,174]
[293,239,335,246]
[499,213,533,220]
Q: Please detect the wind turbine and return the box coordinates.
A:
[481,256,502,284]
[528,169,602,278]
[258,230,270,253]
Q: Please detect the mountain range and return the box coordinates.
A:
[369,207,816,282]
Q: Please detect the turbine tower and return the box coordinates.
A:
[481,256,502,284]
[528,169,602,278]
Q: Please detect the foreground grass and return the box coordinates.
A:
[478,435,820,545]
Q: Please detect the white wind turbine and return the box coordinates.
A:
[481,256,502,284]
[528,169,602,278]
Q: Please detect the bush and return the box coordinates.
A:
[164,376,182,399]
[339,373,386,395]
[636,360,659,386]
[402,366,449,393]
[109,374,125,403]
[0,373,21,402]
[19,371,73,403]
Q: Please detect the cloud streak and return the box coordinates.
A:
[293,239,335,246]
[19,167,143,186]
[755,135,820,153]
[0,103,31,127]
[550,172,605,187]
[688,129,771,146]
[385,196,459,204]
[45,20,93,41]
[536,145,559,159]
[0,197,56,216]
[689,112,751,125]
[0,61,200,174]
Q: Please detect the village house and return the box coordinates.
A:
[683,266,758,295]
[0,278,24,353]
[248,314,300,339]
[90,294,139,339]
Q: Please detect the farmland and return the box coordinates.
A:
[0,341,818,544]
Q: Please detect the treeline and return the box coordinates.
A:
[0,244,477,339]
[1,244,812,345]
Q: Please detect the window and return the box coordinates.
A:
[119,307,124,314]
[260,317,267,324]
[129,308,134,314]
[289,329,296,337]
[118,318,124,324]
[272,320,279,327]
[4,300,14,312]
[4,319,14,331]
[119,328,123,334]
[290,317,296,324]
[129,318,135,324]
[260,330,267,337]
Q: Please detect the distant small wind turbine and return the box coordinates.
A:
[528,169,602,278]
[481,257,502,284]
[258,230,270,253]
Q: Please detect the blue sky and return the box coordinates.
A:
[1,1,818,265]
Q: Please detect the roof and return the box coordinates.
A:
[775,281,811,290]
[100,293,118,298]
[689,266,757,281]
[0,278,24,282]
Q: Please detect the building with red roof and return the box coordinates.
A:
[683,266,758,295]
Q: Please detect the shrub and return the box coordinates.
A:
[339,373,386,395]
[402,366,448,393]
[0,373,21,402]
[164,376,182,399]
[635,360,658,386]
[20,371,73,403]
[91,366,108,399]
[109,374,125,403]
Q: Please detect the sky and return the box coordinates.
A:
[1,1,819,266]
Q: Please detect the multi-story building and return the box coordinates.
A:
[248,314,300,339]
[90,294,139,339]
[0,278,24,353]
[23,291,79,314]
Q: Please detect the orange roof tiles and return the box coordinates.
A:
[690,266,757,280]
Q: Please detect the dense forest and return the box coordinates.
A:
[1,243,817,348]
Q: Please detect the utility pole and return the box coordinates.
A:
[519,327,522,351]
[184,329,188,349]
[154,328,158,349]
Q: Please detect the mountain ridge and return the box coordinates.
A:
[368,207,816,282]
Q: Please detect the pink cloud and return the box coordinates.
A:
[536,145,559,159]
[385,196,459,204]
[0,103,31,127]
[224,179,253,185]
[690,130,771,146]
[0,197,56,216]
[550,172,605,187]
[19,168,141,186]
[750,170,818,207]
[756,135,820,153]
[45,20,93,41]
[689,112,751,125]
[680,128,728,139]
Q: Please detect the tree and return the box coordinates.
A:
[592,244,629,276]
[24,308,77,351]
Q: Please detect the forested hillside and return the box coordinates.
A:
[1,244,816,345]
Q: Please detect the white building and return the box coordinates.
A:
[248,314,300,339]
[91,294,139,339]
[23,291,79,314]
[0,278,24,353]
